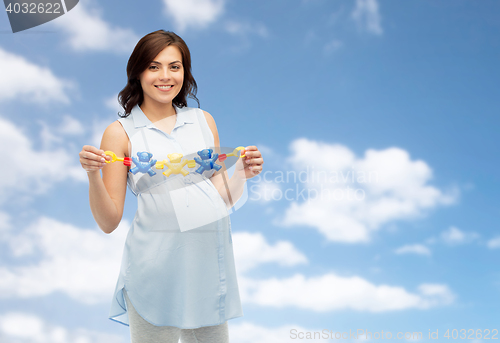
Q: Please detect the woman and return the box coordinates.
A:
[79,30,263,343]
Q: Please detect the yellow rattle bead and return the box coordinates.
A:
[236,146,246,158]
[155,161,165,169]
[226,146,245,158]
[104,151,118,163]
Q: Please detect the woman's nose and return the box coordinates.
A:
[159,68,170,80]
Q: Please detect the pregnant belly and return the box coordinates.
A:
[134,174,228,234]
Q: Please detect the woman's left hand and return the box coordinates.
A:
[235,145,264,180]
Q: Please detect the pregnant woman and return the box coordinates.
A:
[79,29,263,343]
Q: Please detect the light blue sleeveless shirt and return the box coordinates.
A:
[108,104,243,329]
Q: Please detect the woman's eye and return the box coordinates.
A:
[171,65,180,70]
[149,65,158,70]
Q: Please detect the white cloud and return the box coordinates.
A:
[0,217,129,304]
[253,143,274,160]
[351,0,383,35]
[0,48,74,105]
[225,20,269,38]
[395,244,431,256]
[89,122,106,149]
[239,273,455,312]
[0,116,86,203]
[38,121,64,149]
[487,236,500,249]
[57,115,85,136]
[81,95,125,150]
[0,214,455,317]
[248,179,282,203]
[28,115,84,152]
[0,312,125,343]
[4,315,368,343]
[162,0,225,32]
[280,200,370,243]
[0,211,11,234]
[104,94,122,114]
[418,283,456,305]
[277,138,459,243]
[233,232,308,273]
[441,226,479,245]
[51,0,139,54]
[287,138,356,172]
[90,119,115,150]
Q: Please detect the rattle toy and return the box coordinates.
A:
[104,147,246,178]
[130,152,157,176]
[104,151,132,166]
[194,149,222,174]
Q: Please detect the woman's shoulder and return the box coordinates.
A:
[103,120,128,141]
[101,120,129,156]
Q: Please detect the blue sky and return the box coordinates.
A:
[0,0,499,342]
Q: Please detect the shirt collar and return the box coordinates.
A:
[131,104,194,129]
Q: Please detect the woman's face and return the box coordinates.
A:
[139,45,184,108]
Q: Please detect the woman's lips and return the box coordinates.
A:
[155,85,174,91]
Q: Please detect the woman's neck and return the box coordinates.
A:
[140,101,176,123]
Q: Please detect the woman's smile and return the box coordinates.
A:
[155,85,174,91]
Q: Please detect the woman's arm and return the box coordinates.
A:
[80,121,129,234]
[203,111,263,208]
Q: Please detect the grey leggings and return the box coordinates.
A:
[123,289,229,343]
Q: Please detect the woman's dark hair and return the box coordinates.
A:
[118,30,199,117]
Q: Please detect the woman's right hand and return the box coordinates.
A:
[79,145,110,173]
